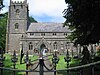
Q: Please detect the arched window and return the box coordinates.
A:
[29,42,33,50]
[16,9,20,18]
[16,9,20,15]
[53,42,57,49]
[53,33,56,36]
[41,33,45,36]
[64,33,67,36]
[61,43,64,50]
[30,33,34,36]
[15,23,19,29]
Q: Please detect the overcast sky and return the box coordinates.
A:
[2,0,67,23]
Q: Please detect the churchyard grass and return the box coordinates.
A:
[3,54,38,75]
[57,55,80,69]
[56,55,80,75]
[2,54,79,75]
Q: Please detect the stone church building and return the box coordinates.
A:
[6,0,71,54]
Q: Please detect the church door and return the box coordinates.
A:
[40,44,46,51]
[40,44,47,56]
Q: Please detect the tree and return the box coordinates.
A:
[0,0,4,17]
[63,0,100,45]
[29,16,37,23]
[0,12,7,51]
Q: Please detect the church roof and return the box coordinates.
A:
[27,22,71,33]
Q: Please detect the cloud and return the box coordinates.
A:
[2,0,67,22]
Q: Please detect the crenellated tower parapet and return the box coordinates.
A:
[10,0,27,5]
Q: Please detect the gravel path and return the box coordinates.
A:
[28,57,54,75]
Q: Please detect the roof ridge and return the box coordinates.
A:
[27,22,71,32]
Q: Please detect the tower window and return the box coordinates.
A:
[64,33,67,36]
[29,42,33,50]
[53,33,56,36]
[15,23,19,29]
[41,33,45,36]
[16,9,20,15]
[30,33,34,36]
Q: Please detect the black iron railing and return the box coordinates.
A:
[0,60,100,75]
[0,50,100,75]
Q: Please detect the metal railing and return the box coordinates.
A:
[0,50,100,75]
[0,60,100,75]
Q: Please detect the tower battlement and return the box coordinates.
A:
[11,0,26,4]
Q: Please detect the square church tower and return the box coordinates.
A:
[6,0,29,53]
[6,0,72,55]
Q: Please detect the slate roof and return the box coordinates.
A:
[27,22,71,32]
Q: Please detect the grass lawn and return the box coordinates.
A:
[53,55,80,70]
[2,54,38,75]
[48,55,80,75]
[56,55,80,75]
[2,54,80,75]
